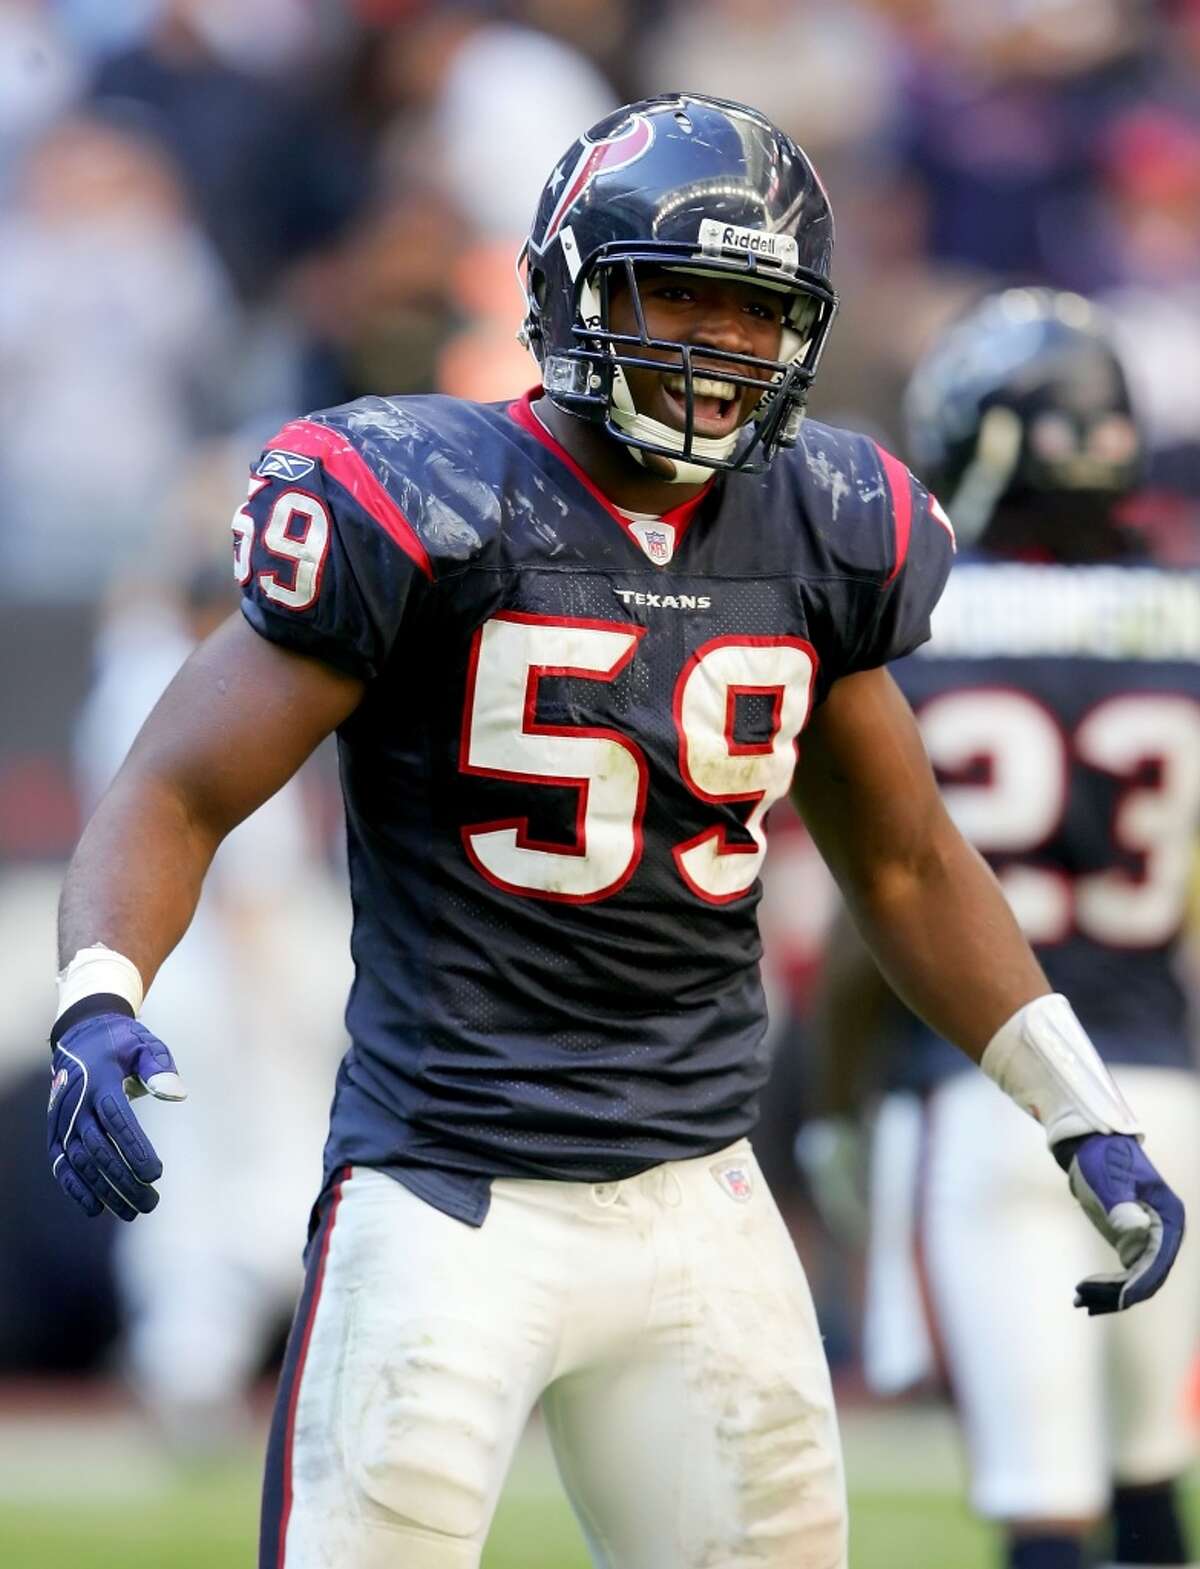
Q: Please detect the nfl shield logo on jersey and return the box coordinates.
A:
[628,519,677,564]
[711,1161,754,1202]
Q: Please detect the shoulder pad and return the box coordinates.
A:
[784,420,929,584]
[272,395,508,573]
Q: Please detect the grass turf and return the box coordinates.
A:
[3,1425,1195,1568]
[0,1467,999,1569]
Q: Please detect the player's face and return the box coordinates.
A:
[608,266,784,440]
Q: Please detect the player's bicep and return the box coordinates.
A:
[790,666,951,898]
[118,612,363,838]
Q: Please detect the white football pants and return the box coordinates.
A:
[263,1142,847,1569]
[921,1066,1200,1522]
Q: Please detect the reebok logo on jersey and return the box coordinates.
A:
[614,589,712,611]
[257,450,316,482]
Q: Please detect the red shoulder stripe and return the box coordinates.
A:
[873,441,913,587]
[267,419,433,582]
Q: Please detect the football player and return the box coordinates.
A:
[47,98,1184,1569]
[805,289,1200,1569]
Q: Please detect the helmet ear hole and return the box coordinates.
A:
[529,268,548,310]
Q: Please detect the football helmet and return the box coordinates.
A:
[519,93,838,483]
[903,289,1143,547]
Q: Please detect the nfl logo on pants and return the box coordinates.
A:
[712,1161,754,1202]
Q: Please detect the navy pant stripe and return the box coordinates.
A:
[259,1168,349,1569]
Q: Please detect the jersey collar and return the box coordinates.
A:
[507,388,714,557]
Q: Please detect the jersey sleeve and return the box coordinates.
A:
[846,443,956,673]
[235,418,434,682]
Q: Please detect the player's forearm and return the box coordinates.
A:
[58,769,221,988]
[811,906,908,1116]
[837,817,1050,1063]
[792,670,1051,1062]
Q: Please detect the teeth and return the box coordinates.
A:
[663,373,737,401]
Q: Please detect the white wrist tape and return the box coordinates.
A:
[56,944,144,1023]
[980,992,1142,1148]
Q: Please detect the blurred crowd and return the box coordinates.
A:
[2,0,1200,610]
[4,0,1200,1405]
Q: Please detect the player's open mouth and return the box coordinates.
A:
[659,372,743,437]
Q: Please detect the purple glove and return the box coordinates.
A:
[1055,1133,1185,1315]
[48,1004,187,1222]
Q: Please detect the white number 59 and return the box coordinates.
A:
[460,613,816,905]
[231,483,331,611]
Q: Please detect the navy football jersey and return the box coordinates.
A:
[890,558,1200,1091]
[235,390,953,1222]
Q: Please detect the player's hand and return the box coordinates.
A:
[794,1116,869,1244]
[1054,1133,1185,1315]
[47,1013,187,1222]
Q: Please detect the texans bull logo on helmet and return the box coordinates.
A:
[534,114,655,252]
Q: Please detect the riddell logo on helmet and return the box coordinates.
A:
[698,219,799,270]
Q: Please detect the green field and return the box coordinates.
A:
[2,1401,1195,1568]
[0,1471,995,1569]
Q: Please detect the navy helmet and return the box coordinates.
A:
[904,288,1143,548]
[519,93,838,481]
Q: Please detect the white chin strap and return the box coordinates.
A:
[613,411,740,484]
[610,363,740,485]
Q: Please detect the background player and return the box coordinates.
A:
[805,289,1200,1569]
[46,98,1183,1569]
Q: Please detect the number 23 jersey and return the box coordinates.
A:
[890,556,1200,1091]
[236,389,954,1222]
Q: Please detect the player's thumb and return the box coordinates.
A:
[1108,1200,1155,1267]
[143,1070,189,1102]
[126,1035,188,1103]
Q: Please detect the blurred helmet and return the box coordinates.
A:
[519,92,838,483]
[903,288,1143,549]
